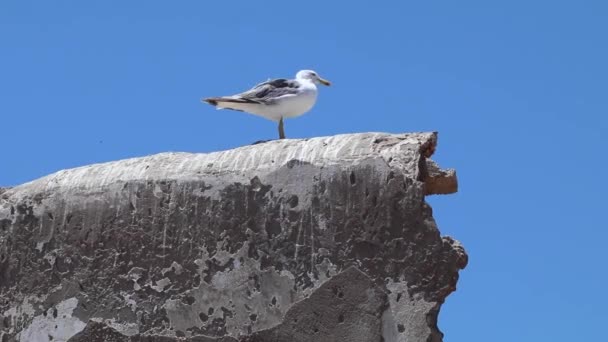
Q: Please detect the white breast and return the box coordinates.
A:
[278,86,318,119]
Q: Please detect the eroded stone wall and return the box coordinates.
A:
[0,132,466,342]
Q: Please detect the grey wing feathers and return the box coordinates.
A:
[238,78,300,104]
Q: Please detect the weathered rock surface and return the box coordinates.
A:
[0,132,467,342]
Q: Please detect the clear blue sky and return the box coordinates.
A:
[1,1,607,340]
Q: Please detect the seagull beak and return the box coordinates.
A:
[318,77,331,86]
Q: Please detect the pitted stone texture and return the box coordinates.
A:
[69,320,238,341]
[245,267,386,342]
[0,132,466,342]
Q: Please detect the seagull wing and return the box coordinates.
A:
[202,78,300,112]
[237,78,301,105]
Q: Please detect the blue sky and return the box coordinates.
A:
[1,1,607,340]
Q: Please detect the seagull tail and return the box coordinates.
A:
[201,97,249,112]
[202,97,220,106]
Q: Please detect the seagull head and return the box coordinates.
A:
[296,70,331,86]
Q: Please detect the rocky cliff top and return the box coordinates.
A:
[4,132,452,200]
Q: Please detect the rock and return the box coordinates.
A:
[0,132,467,342]
[423,160,458,195]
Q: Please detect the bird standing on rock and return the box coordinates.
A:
[202,70,331,139]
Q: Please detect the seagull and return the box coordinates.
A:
[202,70,331,139]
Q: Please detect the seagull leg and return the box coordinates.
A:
[278,117,286,139]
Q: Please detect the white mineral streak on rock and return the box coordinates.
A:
[126,267,145,291]
[18,297,86,342]
[43,250,57,267]
[162,261,184,276]
[151,277,172,292]
[90,317,140,336]
[3,296,38,330]
[121,292,138,312]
